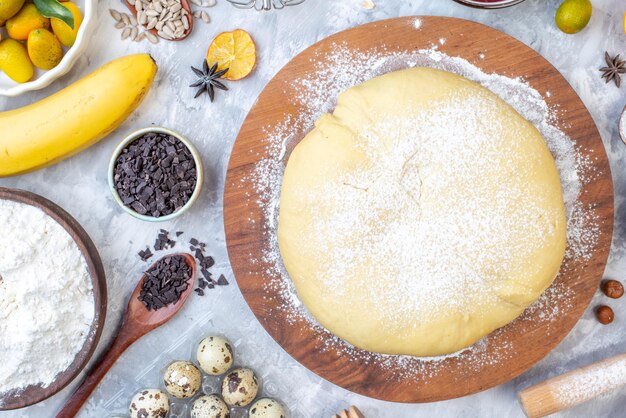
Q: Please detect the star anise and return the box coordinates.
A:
[190,60,229,101]
[600,52,626,88]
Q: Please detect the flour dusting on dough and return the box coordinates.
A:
[247,44,601,374]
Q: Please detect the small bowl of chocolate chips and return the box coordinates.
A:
[108,127,203,222]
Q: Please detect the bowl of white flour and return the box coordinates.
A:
[0,187,107,410]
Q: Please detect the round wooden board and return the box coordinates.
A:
[224,17,613,403]
[0,187,107,410]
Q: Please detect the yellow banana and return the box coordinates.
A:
[0,54,157,177]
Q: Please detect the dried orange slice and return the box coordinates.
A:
[207,29,256,81]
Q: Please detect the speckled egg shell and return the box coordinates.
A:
[129,389,170,418]
[197,335,234,376]
[249,398,288,418]
[191,394,230,418]
[221,367,259,407]
[163,360,202,399]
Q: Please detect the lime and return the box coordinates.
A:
[555,0,593,34]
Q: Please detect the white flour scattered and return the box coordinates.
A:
[294,90,565,329]
[552,357,626,406]
[0,200,94,400]
[247,44,602,375]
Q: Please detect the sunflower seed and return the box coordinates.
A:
[121,13,130,24]
[155,21,164,30]
[166,20,176,31]
[146,16,158,29]
[135,31,146,42]
[121,27,132,40]
[131,26,139,40]
[110,9,122,21]
[136,0,143,11]
[146,31,159,44]
[193,10,202,18]
[182,15,189,29]
[129,14,138,26]
[115,21,126,29]
[201,11,209,23]
[158,30,172,40]
[162,25,175,38]
[138,11,148,24]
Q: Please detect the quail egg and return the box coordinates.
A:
[221,367,259,407]
[197,335,234,376]
[163,360,202,399]
[129,388,169,418]
[191,394,230,418]
[249,398,288,418]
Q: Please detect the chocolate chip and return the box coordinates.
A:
[138,247,154,262]
[201,256,214,269]
[195,249,204,261]
[217,275,229,286]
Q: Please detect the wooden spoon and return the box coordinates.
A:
[55,253,197,418]
[124,0,194,41]
[519,353,626,418]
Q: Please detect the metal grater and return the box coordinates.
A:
[226,0,306,11]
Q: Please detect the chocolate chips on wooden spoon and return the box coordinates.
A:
[138,254,193,310]
[137,230,228,299]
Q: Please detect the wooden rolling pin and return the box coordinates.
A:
[333,405,365,418]
[519,353,626,417]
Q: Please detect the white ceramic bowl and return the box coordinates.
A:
[0,0,97,97]
[108,127,204,222]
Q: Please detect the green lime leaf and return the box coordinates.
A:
[33,0,74,29]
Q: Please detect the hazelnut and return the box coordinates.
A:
[596,305,614,325]
[602,280,624,299]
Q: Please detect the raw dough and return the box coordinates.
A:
[278,67,566,357]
